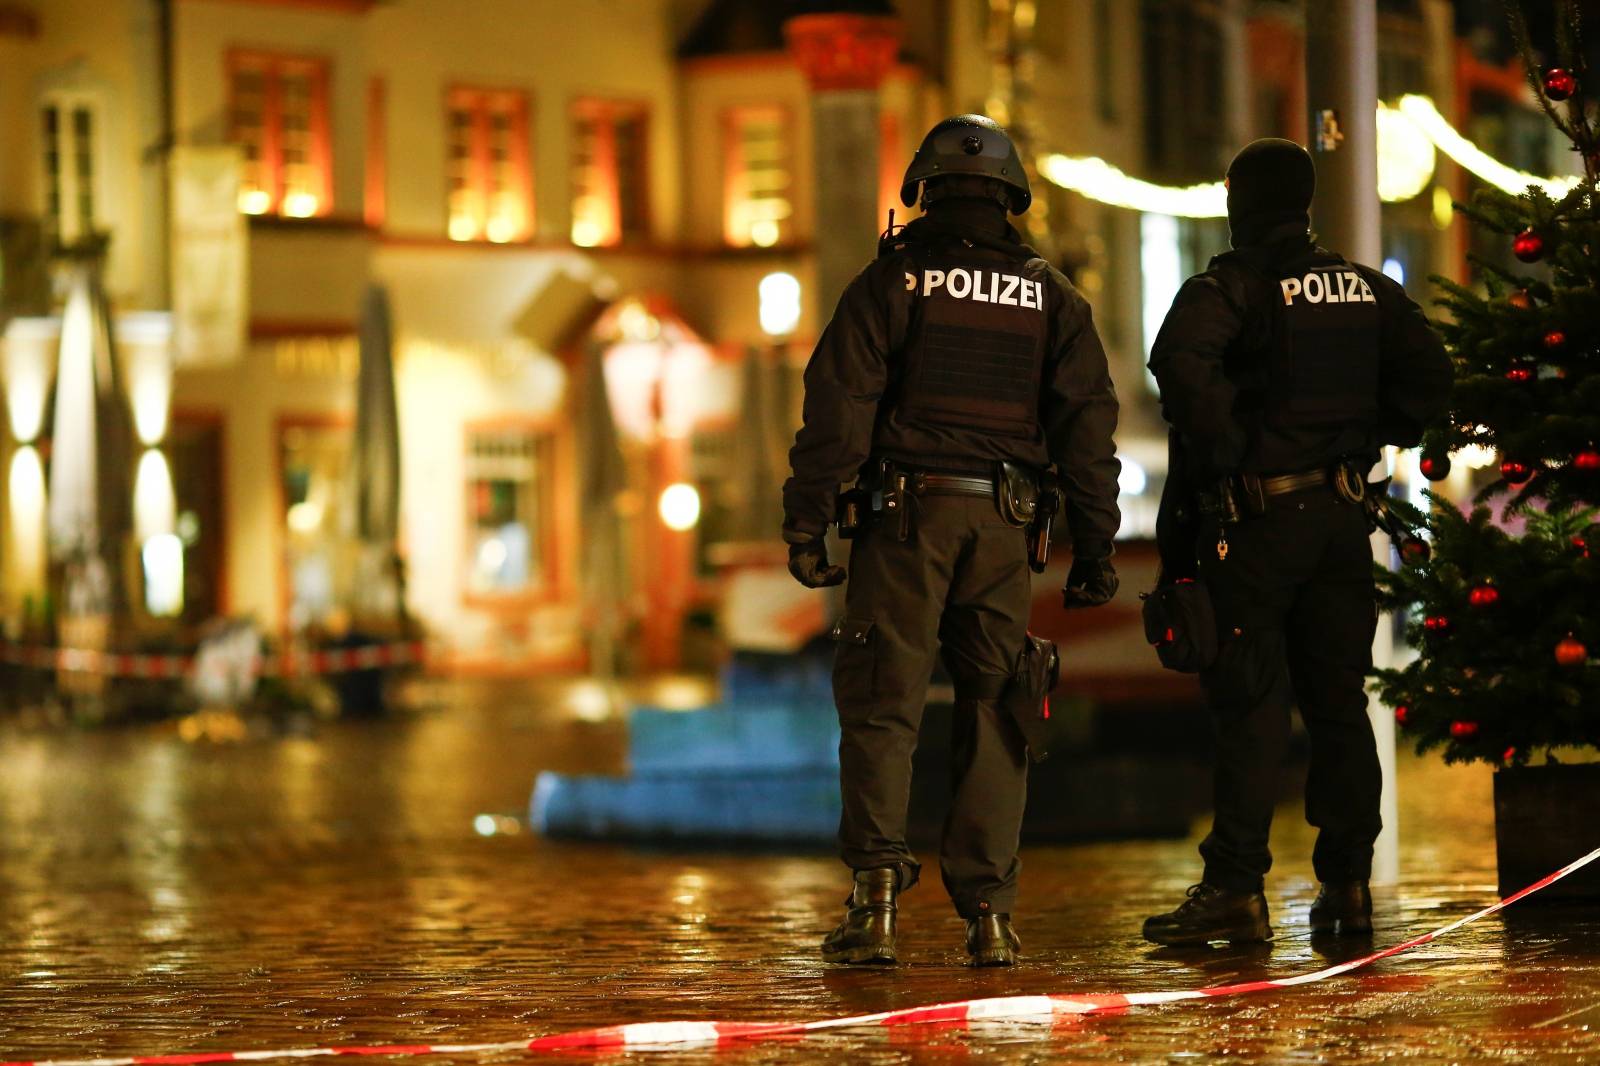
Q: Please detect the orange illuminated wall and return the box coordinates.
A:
[227,49,333,218]
[445,86,533,243]
[878,109,901,229]
[364,77,386,228]
[1246,17,1305,140]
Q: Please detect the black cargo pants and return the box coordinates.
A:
[1196,487,1382,892]
[831,492,1032,918]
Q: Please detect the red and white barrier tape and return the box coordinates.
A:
[0,640,426,679]
[6,844,1597,1066]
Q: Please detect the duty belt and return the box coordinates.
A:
[1258,468,1332,497]
[915,473,995,498]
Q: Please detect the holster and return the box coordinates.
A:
[1197,474,1265,523]
[998,633,1061,763]
[998,462,1058,574]
[836,459,911,542]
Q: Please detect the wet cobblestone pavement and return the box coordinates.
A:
[3,678,1599,1064]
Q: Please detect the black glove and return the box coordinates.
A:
[1062,556,1118,610]
[788,537,846,589]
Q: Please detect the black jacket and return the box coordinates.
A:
[1148,227,1452,480]
[781,207,1122,558]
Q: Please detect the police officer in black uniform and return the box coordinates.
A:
[782,115,1121,967]
[1142,138,1452,945]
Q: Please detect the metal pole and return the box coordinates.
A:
[1306,0,1398,885]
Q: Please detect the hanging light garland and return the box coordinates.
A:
[1036,95,1577,218]
[1395,94,1580,198]
[1035,155,1227,218]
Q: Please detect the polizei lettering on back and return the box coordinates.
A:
[1279,269,1376,306]
[906,268,1045,309]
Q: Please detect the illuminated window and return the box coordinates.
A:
[465,425,557,598]
[446,87,532,243]
[228,50,332,218]
[571,100,649,248]
[280,420,350,631]
[40,91,100,246]
[724,106,792,248]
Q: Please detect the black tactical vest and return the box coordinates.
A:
[1266,246,1382,431]
[892,246,1051,442]
[1214,244,1383,473]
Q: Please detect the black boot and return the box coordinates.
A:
[1142,883,1273,946]
[965,913,1020,967]
[821,868,898,964]
[1309,881,1372,935]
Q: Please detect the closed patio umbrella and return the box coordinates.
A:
[579,339,628,696]
[344,284,404,628]
[48,260,133,618]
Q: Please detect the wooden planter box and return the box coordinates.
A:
[1494,763,1600,902]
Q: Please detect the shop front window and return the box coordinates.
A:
[465,425,556,598]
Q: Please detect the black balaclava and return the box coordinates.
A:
[1225,138,1315,249]
[919,174,1011,238]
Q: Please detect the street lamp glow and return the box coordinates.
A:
[142,532,185,618]
[1375,102,1435,202]
[758,271,802,338]
[1118,458,1148,497]
[658,482,701,531]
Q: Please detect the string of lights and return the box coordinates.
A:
[1037,95,1578,218]
[1395,94,1581,198]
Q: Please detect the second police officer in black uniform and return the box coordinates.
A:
[1143,138,1453,945]
[782,116,1122,966]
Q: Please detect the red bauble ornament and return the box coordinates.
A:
[1394,705,1409,725]
[1503,747,1518,765]
[1513,229,1545,262]
[1544,68,1578,101]
[1505,364,1535,383]
[1400,537,1431,564]
[1556,634,1588,667]
[1508,289,1534,310]
[1501,459,1534,485]
[1424,615,1453,635]
[1573,450,1600,471]
[1419,454,1451,481]
[1544,330,1568,351]
[1469,584,1500,607]
[1575,535,1591,558]
[1450,720,1479,738]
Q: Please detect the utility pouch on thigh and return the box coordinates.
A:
[1140,579,1219,674]
[995,461,1039,528]
[998,633,1060,763]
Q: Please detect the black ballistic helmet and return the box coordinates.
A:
[900,114,1031,214]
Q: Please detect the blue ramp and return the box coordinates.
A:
[531,768,839,844]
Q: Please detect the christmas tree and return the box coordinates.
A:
[1376,0,1600,767]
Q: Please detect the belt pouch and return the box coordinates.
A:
[1140,579,1220,674]
[996,461,1039,527]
